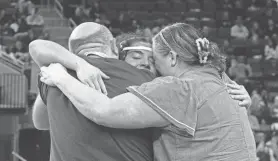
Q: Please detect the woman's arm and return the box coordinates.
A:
[29,39,109,94]
[57,72,169,129]
[40,63,169,129]
[32,94,49,130]
[29,39,83,69]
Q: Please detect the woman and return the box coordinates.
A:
[264,37,278,60]
[41,23,256,160]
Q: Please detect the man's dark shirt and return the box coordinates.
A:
[38,57,156,161]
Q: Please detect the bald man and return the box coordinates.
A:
[31,22,155,161]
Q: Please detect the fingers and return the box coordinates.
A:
[226,83,241,89]
[86,80,95,89]
[228,89,245,95]
[98,76,107,95]
[100,71,110,79]
[239,100,249,107]
[231,95,247,101]
[93,78,101,92]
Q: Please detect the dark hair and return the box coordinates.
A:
[116,33,152,60]
[153,23,226,73]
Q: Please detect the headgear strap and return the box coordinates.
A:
[159,31,172,51]
[122,46,152,52]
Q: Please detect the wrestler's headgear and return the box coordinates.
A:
[118,36,152,60]
[68,22,116,58]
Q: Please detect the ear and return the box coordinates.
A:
[169,51,178,67]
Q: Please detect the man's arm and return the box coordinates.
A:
[29,39,85,69]
[32,94,49,130]
[53,71,169,129]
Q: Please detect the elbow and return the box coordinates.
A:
[29,40,44,58]
[29,39,46,55]
[32,116,49,131]
[33,122,49,131]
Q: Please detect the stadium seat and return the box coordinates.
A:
[150,12,165,20]
[187,0,201,12]
[108,2,126,11]
[168,12,184,22]
[133,11,150,20]
[263,59,278,77]
[203,0,216,13]
[141,2,156,12]
[249,43,265,56]
[200,12,215,20]
[156,1,172,12]
[185,19,200,29]
[217,27,230,38]
[248,57,263,78]
[246,10,262,21]
[141,20,155,28]
[230,39,251,48]
[171,1,187,12]
[201,19,216,28]
[272,9,278,23]
[184,11,200,20]
[1,36,16,46]
[126,2,143,11]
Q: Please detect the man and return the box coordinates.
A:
[231,16,249,40]
[31,23,251,160]
[31,22,157,161]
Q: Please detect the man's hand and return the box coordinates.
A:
[40,63,67,86]
[76,60,110,95]
[226,82,251,108]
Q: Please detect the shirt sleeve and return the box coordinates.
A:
[127,76,198,136]
[37,75,49,105]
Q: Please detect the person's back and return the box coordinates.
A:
[165,67,256,161]
[39,57,155,161]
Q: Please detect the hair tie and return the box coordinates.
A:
[195,38,210,64]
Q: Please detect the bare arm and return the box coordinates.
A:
[52,71,169,129]
[29,39,85,69]
[32,94,49,130]
[29,39,109,94]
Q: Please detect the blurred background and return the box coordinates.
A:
[0,0,278,160]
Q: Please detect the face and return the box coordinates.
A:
[124,42,157,75]
[15,41,22,50]
[268,19,274,26]
[253,22,259,29]
[152,40,173,76]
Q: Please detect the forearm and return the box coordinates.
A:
[29,39,85,70]
[32,95,49,130]
[54,73,166,129]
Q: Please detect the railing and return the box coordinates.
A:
[54,0,63,18]
[0,73,28,114]
[0,54,24,73]
[69,18,77,29]
[12,151,27,161]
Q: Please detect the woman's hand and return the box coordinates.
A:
[76,60,110,95]
[40,63,68,86]
[226,82,251,109]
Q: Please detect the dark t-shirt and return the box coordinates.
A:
[38,57,156,161]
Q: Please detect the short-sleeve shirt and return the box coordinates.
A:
[127,67,257,161]
[38,56,156,161]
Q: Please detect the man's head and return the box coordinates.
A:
[68,22,115,58]
[236,16,243,26]
[116,33,157,75]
